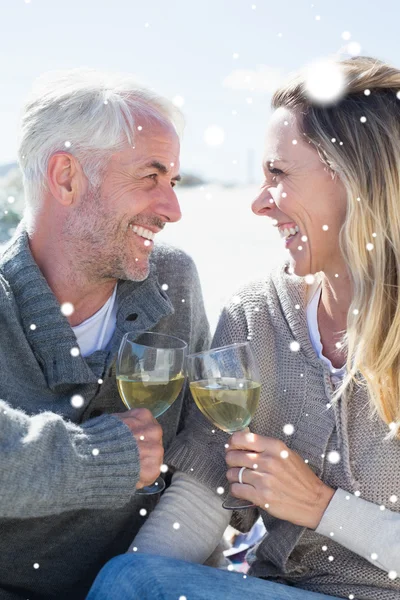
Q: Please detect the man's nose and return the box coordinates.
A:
[155,187,182,223]
[251,188,275,216]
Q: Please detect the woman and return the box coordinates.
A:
[88,56,400,600]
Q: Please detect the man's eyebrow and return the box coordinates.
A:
[142,160,181,181]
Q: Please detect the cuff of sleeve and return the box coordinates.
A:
[315,487,391,571]
[71,414,140,509]
[315,488,349,537]
[165,426,258,534]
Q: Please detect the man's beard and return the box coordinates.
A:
[62,184,157,284]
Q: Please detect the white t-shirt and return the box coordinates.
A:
[306,280,346,383]
[72,285,118,357]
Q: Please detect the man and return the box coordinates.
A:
[0,69,210,600]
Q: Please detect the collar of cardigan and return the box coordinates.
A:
[0,223,174,390]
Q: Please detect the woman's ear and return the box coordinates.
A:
[47,152,84,207]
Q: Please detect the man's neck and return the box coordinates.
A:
[28,228,117,327]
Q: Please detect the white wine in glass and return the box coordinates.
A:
[117,331,187,495]
[187,342,261,510]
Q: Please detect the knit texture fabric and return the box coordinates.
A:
[166,263,400,600]
[0,226,210,600]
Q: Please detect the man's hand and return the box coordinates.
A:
[225,431,335,529]
[113,408,164,489]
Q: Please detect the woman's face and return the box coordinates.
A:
[252,107,348,279]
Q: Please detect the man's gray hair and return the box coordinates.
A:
[18,68,184,215]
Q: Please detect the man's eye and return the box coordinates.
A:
[147,174,157,181]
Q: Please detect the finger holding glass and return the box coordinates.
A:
[186,342,261,509]
[116,331,187,495]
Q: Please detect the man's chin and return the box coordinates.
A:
[124,263,150,283]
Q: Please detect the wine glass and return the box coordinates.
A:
[187,342,261,510]
[116,331,187,495]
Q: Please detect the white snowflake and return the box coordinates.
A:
[290,341,300,352]
[304,59,345,104]
[360,116,367,123]
[172,96,185,108]
[173,522,180,530]
[92,448,99,456]
[283,424,295,435]
[61,302,74,317]
[327,451,341,464]
[70,347,80,357]
[280,450,289,459]
[139,508,147,516]
[347,42,361,56]
[71,395,84,409]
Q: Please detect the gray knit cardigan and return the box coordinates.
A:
[166,263,400,600]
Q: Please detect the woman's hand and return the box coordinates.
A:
[225,430,335,529]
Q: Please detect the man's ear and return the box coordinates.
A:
[47,152,84,207]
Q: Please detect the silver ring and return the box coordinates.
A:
[238,466,247,485]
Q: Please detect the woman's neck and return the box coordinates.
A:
[317,272,352,369]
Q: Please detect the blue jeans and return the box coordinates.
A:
[86,554,342,600]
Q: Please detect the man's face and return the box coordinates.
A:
[66,119,181,282]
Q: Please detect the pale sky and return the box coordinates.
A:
[1,0,399,183]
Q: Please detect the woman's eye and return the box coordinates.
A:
[268,167,284,176]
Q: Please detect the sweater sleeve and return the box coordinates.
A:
[316,488,400,573]
[128,471,231,563]
[0,400,140,518]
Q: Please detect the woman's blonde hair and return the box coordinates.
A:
[272,56,400,438]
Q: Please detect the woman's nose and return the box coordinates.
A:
[251,189,275,216]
